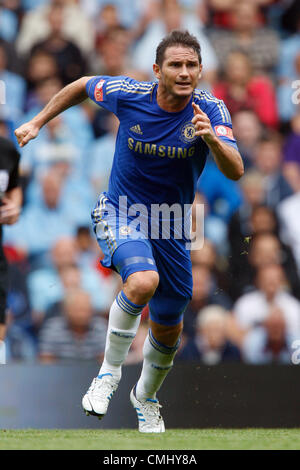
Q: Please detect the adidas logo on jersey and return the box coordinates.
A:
[130,124,143,135]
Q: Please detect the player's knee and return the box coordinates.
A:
[124,271,159,305]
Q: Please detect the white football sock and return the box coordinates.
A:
[135,329,180,400]
[99,291,145,382]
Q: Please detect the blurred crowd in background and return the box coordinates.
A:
[1,0,300,366]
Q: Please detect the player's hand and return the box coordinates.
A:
[0,197,21,225]
[191,102,217,145]
[14,121,40,147]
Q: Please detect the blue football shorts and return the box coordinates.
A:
[91,192,192,325]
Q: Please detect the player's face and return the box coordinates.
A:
[154,46,202,99]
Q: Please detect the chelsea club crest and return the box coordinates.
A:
[180,122,197,144]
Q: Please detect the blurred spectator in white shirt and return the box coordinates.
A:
[178,305,241,364]
[16,0,95,56]
[242,305,297,364]
[278,166,300,275]
[233,264,300,339]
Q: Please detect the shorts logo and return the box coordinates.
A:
[214,125,234,139]
[119,225,131,235]
[94,79,105,102]
[180,122,197,144]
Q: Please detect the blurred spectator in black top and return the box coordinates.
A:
[280,0,300,34]
[17,0,94,56]
[178,305,241,364]
[25,50,59,102]
[0,37,22,74]
[29,3,87,85]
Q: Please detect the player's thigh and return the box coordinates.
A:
[91,194,159,297]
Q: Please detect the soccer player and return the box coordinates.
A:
[15,30,244,432]
[0,134,22,343]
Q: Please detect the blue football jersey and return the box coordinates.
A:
[86,76,238,212]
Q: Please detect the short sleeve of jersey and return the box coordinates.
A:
[208,100,238,150]
[86,75,141,116]
[194,91,238,150]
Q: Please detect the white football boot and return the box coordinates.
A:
[82,373,119,419]
[130,385,165,433]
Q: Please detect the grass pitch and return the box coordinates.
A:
[1,428,300,450]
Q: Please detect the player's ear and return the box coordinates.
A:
[153,63,161,80]
[198,64,203,80]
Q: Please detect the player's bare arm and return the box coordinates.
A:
[192,102,244,181]
[14,76,93,148]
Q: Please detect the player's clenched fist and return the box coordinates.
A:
[14,121,40,147]
[191,102,216,145]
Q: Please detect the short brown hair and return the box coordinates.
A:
[155,29,202,67]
